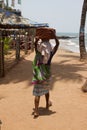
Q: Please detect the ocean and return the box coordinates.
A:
[56,32,87,53]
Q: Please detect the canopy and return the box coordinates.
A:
[0,8,49,28]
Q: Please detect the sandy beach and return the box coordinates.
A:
[0,48,87,130]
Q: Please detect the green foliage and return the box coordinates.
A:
[4,37,12,54]
[0,37,12,55]
[0,4,2,8]
[5,6,13,11]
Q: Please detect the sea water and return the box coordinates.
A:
[56,32,87,53]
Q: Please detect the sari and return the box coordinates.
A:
[32,51,51,96]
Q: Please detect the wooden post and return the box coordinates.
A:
[29,28,36,51]
[15,34,20,61]
[24,31,28,54]
[0,34,4,77]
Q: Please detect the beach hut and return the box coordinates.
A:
[79,0,87,60]
[0,8,49,77]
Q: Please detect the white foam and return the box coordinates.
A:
[67,42,76,46]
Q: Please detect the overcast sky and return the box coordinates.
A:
[9,0,87,33]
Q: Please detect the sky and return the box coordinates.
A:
[9,0,87,33]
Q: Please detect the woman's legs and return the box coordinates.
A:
[33,92,52,118]
[34,96,40,117]
[45,92,52,109]
[45,92,49,108]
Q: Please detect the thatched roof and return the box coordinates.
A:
[0,8,31,28]
[0,8,49,29]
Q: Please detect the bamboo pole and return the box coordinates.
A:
[15,33,20,61]
[0,33,4,77]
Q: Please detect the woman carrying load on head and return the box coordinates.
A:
[32,29,59,118]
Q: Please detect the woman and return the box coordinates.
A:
[32,31,59,118]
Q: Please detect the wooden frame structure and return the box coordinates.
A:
[0,24,36,77]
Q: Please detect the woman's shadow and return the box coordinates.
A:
[32,107,56,118]
[38,107,56,116]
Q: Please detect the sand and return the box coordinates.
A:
[0,48,87,130]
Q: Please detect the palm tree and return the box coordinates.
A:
[79,0,87,60]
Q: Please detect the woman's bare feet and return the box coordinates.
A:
[33,110,39,118]
[46,101,52,109]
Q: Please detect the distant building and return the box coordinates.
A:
[0,0,4,8]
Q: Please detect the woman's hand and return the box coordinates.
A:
[35,36,39,41]
[50,29,57,39]
[34,36,40,53]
